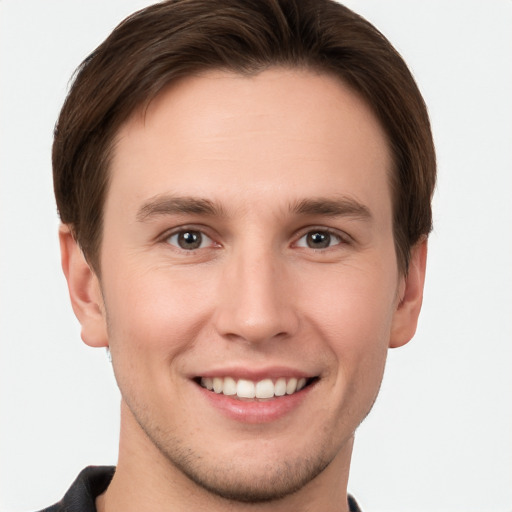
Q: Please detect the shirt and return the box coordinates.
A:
[38,466,361,511]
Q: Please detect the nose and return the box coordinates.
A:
[213,246,299,345]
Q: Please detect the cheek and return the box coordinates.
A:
[299,261,397,380]
[102,263,216,363]
[102,267,217,414]
[301,260,397,336]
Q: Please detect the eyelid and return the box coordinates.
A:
[161,225,221,250]
[157,224,352,250]
[292,226,352,248]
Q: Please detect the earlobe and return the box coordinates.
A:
[389,238,428,349]
[59,225,108,348]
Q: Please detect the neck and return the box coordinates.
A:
[97,401,354,512]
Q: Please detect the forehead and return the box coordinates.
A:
[108,68,392,220]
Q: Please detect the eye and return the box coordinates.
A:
[295,229,344,249]
[166,229,215,250]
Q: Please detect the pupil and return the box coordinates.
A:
[178,231,201,249]
[307,231,330,248]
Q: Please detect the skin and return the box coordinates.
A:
[60,68,427,512]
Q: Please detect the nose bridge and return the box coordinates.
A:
[214,239,298,344]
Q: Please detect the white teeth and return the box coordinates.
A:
[223,376,237,396]
[237,379,255,398]
[213,377,223,393]
[286,377,298,395]
[202,377,213,391]
[274,378,287,396]
[199,376,310,399]
[255,379,274,399]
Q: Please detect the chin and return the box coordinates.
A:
[132,409,337,504]
[168,449,333,503]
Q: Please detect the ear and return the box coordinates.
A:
[59,224,108,348]
[389,238,428,348]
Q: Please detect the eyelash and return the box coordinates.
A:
[293,227,350,250]
[164,227,218,251]
[161,226,351,252]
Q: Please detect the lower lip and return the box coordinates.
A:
[196,382,315,424]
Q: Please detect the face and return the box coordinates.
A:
[66,68,425,503]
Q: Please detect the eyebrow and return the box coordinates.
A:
[290,197,372,221]
[136,194,372,222]
[136,196,223,222]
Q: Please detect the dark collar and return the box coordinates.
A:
[38,465,361,512]
[38,466,115,512]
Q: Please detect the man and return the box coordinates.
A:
[43,0,435,510]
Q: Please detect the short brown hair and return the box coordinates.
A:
[53,0,436,274]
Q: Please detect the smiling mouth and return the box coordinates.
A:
[197,376,317,400]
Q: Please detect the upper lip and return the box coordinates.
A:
[192,366,316,381]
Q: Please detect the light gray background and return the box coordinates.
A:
[1,1,511,511]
